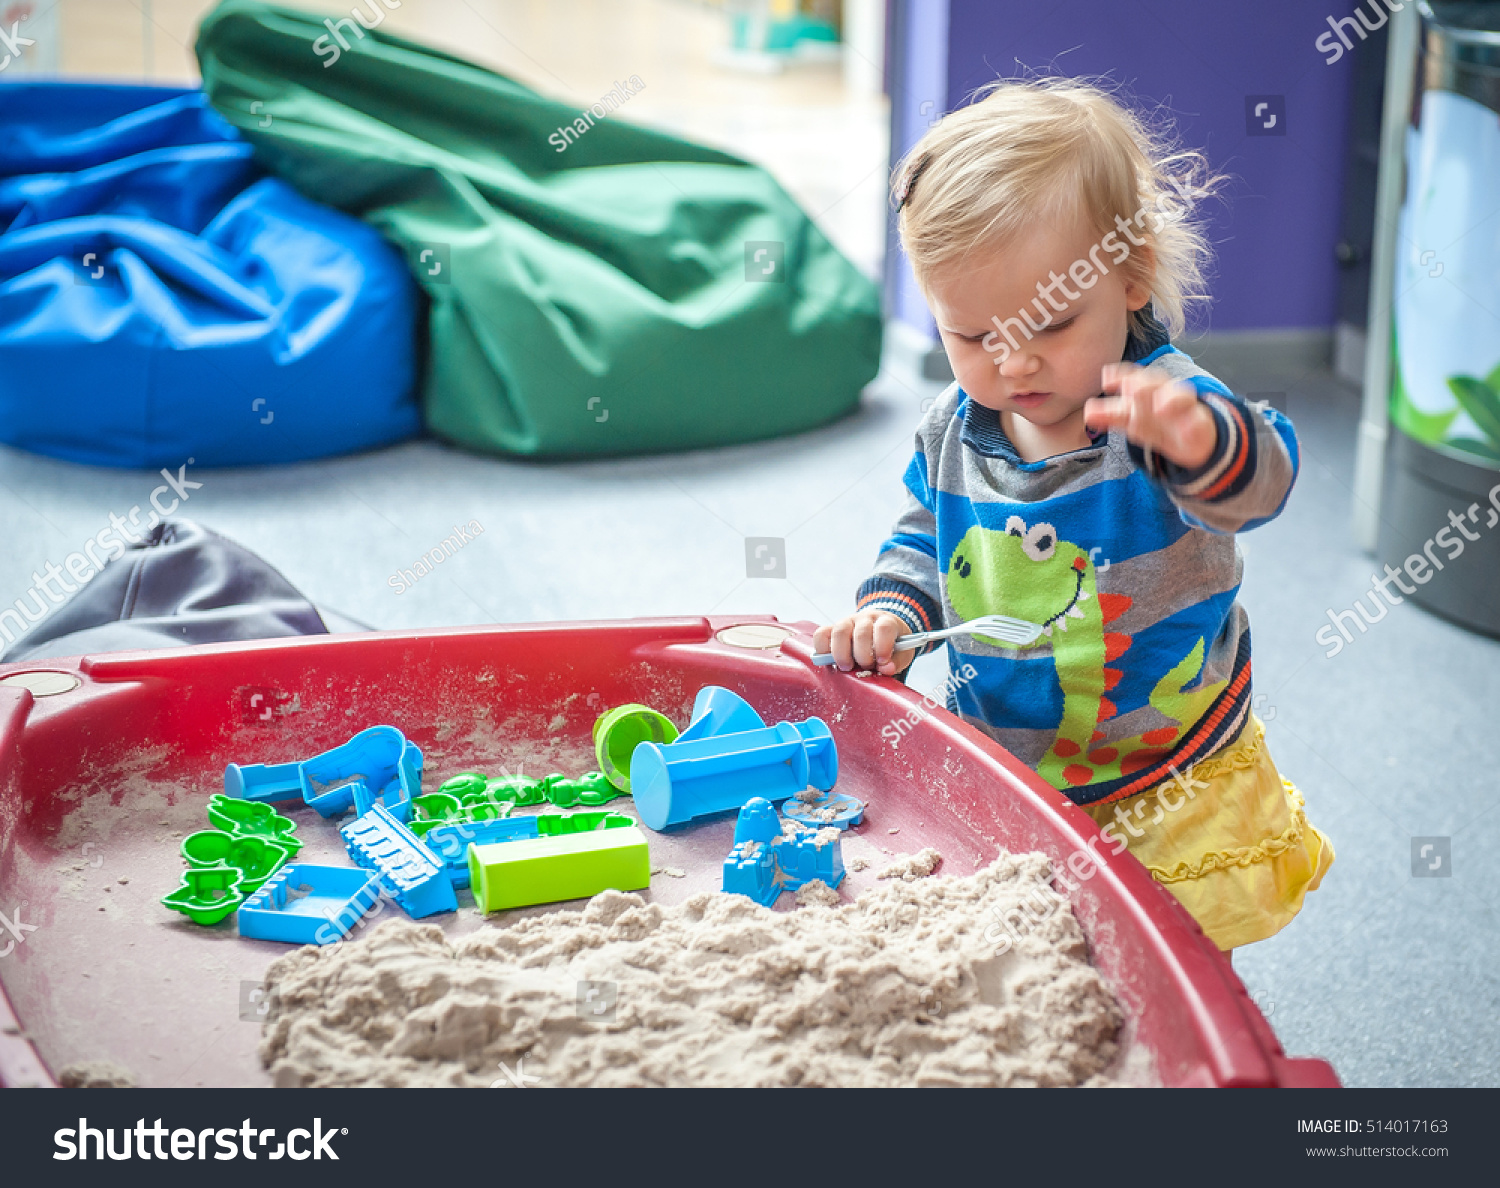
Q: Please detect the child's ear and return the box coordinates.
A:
[1123,244,1156,312]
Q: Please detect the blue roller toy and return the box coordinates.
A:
[630,687,838,831]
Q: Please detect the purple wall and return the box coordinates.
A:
[887,0,950,332]
[891,0,1358,335]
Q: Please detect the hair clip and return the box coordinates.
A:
[895,153,933,212]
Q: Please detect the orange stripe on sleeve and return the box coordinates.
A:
[856,590,931,632]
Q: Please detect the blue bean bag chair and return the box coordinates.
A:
[0,83,421,469]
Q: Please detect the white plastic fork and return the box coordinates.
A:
[812,614,1044,666]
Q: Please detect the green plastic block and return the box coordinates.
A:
[468,826,651,912]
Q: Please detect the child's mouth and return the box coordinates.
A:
[1009,391,1050,408]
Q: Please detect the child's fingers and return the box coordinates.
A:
[1093,374,1184,443]
[1084,394,1130,431]
[851,615,881,672]
[827,618,856,672]
[1154,378,1200,421]
[812,623,832,653]
[873,615,905,675]
[1100,361,1138,393]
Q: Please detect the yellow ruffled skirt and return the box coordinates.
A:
[1082,714,1334,950]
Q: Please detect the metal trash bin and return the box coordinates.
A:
[1379,1,1500,637]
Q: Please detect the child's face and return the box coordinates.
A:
[925,210,1153,428]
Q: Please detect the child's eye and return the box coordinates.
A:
[1042,317,1077,334]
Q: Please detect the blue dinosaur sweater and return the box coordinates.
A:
[857,310,1298,807]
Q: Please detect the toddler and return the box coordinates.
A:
[815,78,1333,950]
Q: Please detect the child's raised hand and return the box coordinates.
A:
[814,612,916,676]
[1086,362,1218,471]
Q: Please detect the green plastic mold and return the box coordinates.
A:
[205,794,303,857]
[161,864,247,926]
[438,772,545,807]
[592,703,679,792]
[535,811,633,836]
[543,770,626,807]
[410,792,463,824]
[468,826,651,912]
[436,772,488,799]
[490,775,546,806]
[180,830,290,894]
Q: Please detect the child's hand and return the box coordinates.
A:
[814,612,917,676]
[1086,362,1217,471]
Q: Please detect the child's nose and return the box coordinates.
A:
[997,347,1043,378]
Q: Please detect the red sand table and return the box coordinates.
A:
[0,616,1339,1088]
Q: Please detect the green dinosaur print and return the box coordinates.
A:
[946,519,1226,791]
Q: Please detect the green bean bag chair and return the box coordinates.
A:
[194,0,882,458]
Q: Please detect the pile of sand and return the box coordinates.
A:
[257,851,1123,1088]
[878,847,944,881]
[58,1060,137,1088]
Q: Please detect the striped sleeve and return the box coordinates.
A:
[1129,379,1299,534]
[855,446,943,650]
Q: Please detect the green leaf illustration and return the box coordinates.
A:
[1446,375,1500,449]
[1448,436,1500,464]
[1391,358,1457,441]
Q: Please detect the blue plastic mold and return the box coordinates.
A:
[341,803,457,918]
[421,816,542,888]
[722,798,844,907]
[723,841,779,906]
[774,823,845,890]
[237,863,386,945]
[733,797,781,845]
[631,714,838,831]
[350,739,422,822]
[782,789,866,831]
[224,725,421,822]
[675,686,766,743]
[222,758,301,806]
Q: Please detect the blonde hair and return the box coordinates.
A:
[893,76,1225,341]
